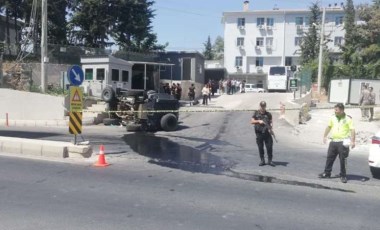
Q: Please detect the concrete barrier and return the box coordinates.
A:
[283,92,312,126]
[0,136,92,158]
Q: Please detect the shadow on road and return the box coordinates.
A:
[272,161,289,167]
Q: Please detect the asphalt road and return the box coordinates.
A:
[1,93,380,229]
[0,154,379,230]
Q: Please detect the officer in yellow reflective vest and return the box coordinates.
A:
[319,103,356,183]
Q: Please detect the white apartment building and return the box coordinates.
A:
[222,1,346,87]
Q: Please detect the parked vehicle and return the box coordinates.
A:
[245,83,265,93]
[267,66,288,92]
[369,132,380,179]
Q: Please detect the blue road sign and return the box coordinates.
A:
[68,65,84,86]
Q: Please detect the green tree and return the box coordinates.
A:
[111,0,166,52]
[350,2,380,78]
[341,0,357,64]
[70,0,114,48]
[203,36,214,60]
[213,36,224,60]
[300,1,321,65]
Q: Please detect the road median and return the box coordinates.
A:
[0,136,92,159]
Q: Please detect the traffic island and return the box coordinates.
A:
[0,136,92,159]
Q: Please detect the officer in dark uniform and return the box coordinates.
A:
[251,101,275,166]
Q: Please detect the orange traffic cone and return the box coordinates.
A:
[94,145,110,167]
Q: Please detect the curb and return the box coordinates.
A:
[0,136,92,158]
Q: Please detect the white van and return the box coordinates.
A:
[244,83,265,93]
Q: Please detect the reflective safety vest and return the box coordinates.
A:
[328,114,354,140]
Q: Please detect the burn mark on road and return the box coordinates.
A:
[123,133,354,193]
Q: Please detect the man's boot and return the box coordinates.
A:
[267,157,275,167]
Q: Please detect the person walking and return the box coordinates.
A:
[188,84,195,106]
[251,101,275,167]
[369,86,376,121]
[359,85,371,120]
[319,103,356,183]
[201,84,209,105]
[175,83,182,100]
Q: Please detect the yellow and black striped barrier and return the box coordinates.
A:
[69,112,82,135]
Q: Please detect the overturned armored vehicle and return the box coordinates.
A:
[80,56,179,132]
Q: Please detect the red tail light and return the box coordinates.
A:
[372,138,380,144]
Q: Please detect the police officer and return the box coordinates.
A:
[319,103,356,183]
[251,101,275,166]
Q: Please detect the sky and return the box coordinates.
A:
[151,0,374,52]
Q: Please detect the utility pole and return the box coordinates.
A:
[317,7,326,95]
[41,0,48,93]
[0,41,4,86]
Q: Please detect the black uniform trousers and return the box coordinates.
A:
[256,132,273,160]
[324,141,349,176]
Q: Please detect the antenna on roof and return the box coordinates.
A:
[273,4,279,10]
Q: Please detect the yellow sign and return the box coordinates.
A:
[70,86,83,112]
[69,112,82,134]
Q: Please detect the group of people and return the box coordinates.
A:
[162,83,182,100]
[186,80,216,106]
[251,101,355,183]
[218,79,246,95]
[201,82,214,105]
[359,85,377,121]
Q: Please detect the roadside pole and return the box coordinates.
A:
[317,7,326,95]
[41,0,48,93]
[0,41,4,86]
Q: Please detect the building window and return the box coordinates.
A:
[96,68,105,81]
[266,37,273,47]
[256,57,263,67]
[257,17,265,26]
[334,37,344,46]
[285,57,293,66]
[122,70,129,82]
[256,37,264,46]
[85,69,93,80]
[304,17,310,26]
[295,17,303,25]
[111,69,119,81]
[295,37,302,46]
[235,56,243,67]
[267,18,274,26]
[335,16,343,25]
[238,18,245,27]
[237,37,244,46]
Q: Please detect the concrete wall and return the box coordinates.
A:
[0,89,66,120]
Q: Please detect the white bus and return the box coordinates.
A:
[267,66,288,92]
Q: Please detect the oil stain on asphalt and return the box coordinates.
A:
[123,133,354,193]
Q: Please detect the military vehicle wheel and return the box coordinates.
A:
[103,118,120,126]
[101,87,115,102]
[160,113,178,132]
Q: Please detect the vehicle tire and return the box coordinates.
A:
[101,87,115,103]
[103,118,120,126]
[160,113,178,132]
[370,166,380,179]
[126,123,141,132]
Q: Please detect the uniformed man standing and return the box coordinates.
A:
[319,103,356,183]
[251,101,275,167]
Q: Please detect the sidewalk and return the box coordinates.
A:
[293,102,379,148]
